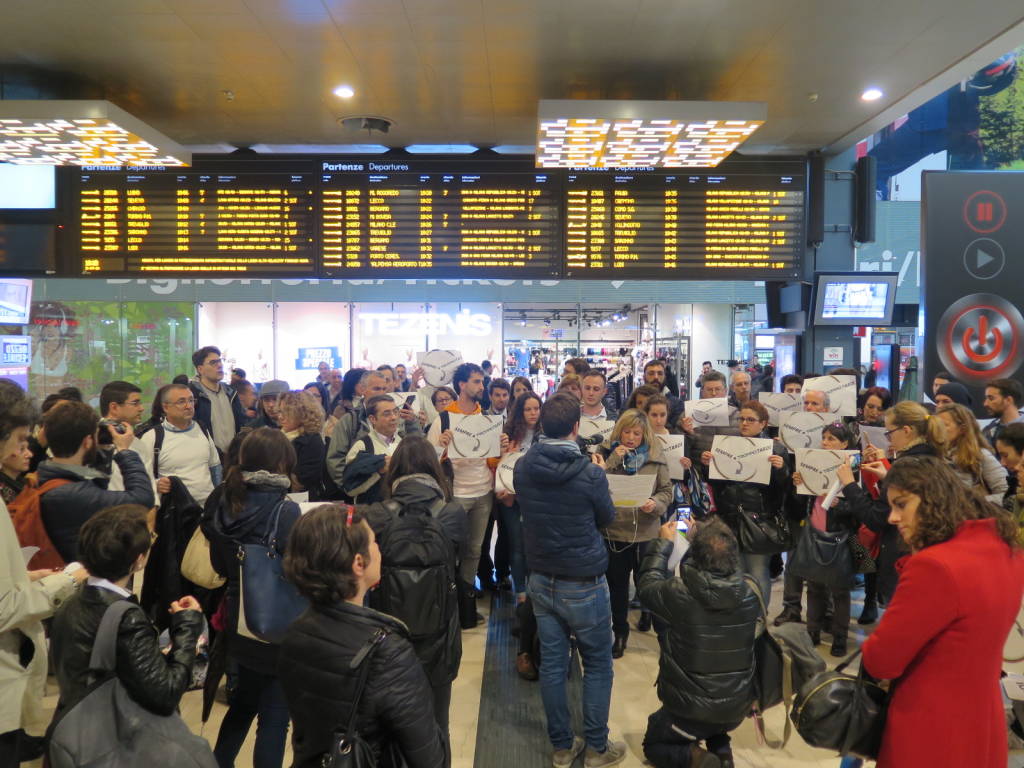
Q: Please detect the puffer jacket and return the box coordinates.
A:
[278,601,446,768]
[637,539,761,725]
[360,474,467,686]
[515,440,617,578]
[597,439,674,543]
[202,477,300,674]
[189,379,246,438]
[50,586,202,717]
[709,440,791,545]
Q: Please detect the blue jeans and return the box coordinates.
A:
[740,552,773,612]
[497,500,527,597]
[214,664,290,768]
[528,572,614,752]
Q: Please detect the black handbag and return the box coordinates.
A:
[322,629,391,768]
[787,521,856,591]
[237,499,308,644]
[792,650,889,759]
[736,503,793,555]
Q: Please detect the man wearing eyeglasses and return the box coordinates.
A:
[139,383,222,507]
[189,346,246,456]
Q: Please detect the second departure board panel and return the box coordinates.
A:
[74,170,317,275]
[563,170,804,279]
[320,171,560,277]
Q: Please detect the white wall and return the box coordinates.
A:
[690,303,733,387]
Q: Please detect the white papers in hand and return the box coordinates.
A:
[579,417,615,443]
[447,413,504,458]
[496,451,523,494]
[416,350,463,387]
[794,449,860,495]
[802,376,857,418]
[685,397,731,427]
[758,392,803,427]
[708,436,773,485]
[657,433,687,480]
[779,411,832,453]
[859,425,890,453]
[606,473,656,508]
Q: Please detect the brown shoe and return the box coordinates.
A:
[689,744,722,767]
[516,651,539,681]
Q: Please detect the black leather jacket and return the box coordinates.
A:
[50,586,202,717]
[638,539,761,725]
[278,601,446,768]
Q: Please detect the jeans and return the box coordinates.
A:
[528,572,614,752]
[456,492,494,585]
[214,664,290,768]
[642,708,739,768]
[497,500,527,597]
[740,551,773,612]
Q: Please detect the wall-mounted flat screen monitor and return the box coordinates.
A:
[813,272,898,326]
[0,279,33,324]
[0,164,56,209]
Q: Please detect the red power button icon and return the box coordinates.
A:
[962,313,1002,363]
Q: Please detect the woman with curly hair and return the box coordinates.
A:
[935,403,1007,504]
[277,391,326,501]
[863,456,1023,768]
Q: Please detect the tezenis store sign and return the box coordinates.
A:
[358,311,493,337]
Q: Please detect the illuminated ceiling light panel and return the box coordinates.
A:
[0,100,190,166]
[536,100,766,168]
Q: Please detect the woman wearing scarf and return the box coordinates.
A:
[203,428,302,768]
[593,409,673,658]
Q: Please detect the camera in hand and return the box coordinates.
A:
[98,417,128,436]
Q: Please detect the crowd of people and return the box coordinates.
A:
[1,347,1023,768]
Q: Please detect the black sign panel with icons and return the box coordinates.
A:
[922,171,1024,411]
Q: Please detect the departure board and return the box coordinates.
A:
[73,170,317,275]
[563,170,804,279]
[320,171,560,277]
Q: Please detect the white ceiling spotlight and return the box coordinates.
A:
[861,88,884,102]
[333,85,355,99]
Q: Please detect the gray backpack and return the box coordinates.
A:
[48,600,217,768]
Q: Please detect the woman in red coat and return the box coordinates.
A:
[863,455,1024,767]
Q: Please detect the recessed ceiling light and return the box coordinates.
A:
[333,85,355,99]
[861,88,884,102]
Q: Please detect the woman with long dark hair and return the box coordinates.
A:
[278,505,447,768]
[495,392,543,679]
[203,428,301,768]
[936,403,1007,504]
[358,435,466,740]
[863,456,1023,767]
[510,375,534,405]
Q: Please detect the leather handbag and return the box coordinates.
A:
[48,600,217,768]
[322,629,392,768]
[237,499,308,644]
[791,650,889,759]
[736,503,793,555]
[787,521,856,591]
[181,525,226,590]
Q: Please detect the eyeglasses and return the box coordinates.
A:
[164,397,195,407]
[883,427,902,438]
[126,399,144,407]
[738,416,763,424]
[203,358,223,366]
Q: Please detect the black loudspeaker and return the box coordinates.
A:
[854,155,877,243]
[807,151,825,247]
[765,281,811,330]
[765,281,784,327]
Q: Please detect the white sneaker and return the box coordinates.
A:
[583,740,627,768]
[552,736,585,768]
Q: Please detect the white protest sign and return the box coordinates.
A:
[685,397,731,428]
[758,392,803,427]
[657,433,687,480]
[447,413,504,458]
[802,375,857,418]
[708,435,774,485]
[495,451,523,494]
[606,473,656,508]
[579,417,615,443]
[779,411,832,453]
[795,449,860,495]
[416,349,463,387]
[859,424,890,454]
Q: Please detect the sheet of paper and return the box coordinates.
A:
[758,392,803,427]
[579,417,615,443]
[708,436,774,485]
[286,491,309,504]
[606,473,656,508]
[802,375,858,418]
[1003,674,1024,702]
[389,391,421,412]
[416,349,463,387]
[657,433,687,480]
[21,546,39,567]
[495,451,524,494]
[684,397,731,428]
[795,449,860,495]
[859,424,890,453]
[447,413,504,459]
[667,532,690,572]
[779,411,832,453]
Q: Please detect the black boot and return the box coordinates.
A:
[858,599,879,625]
[636,611,652,632]
[612,632,628,658]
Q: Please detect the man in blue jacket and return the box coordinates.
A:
[515,393,623,768]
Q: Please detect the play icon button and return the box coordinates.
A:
[963,238,1006,280]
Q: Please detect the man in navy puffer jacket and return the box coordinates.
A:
[515,393,623,768]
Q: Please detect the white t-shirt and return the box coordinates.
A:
[427,408,494,499]
[107,435,158,501]
[140,422,221,506]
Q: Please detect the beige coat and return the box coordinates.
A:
[598,439,674,543]
[0,498,77,736]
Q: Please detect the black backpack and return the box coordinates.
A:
[369,499,457,643]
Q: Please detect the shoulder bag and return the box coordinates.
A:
[736,502,793,555]
[791,649,889,760]
[236,499,308,644]
[181,524,226,590]
[787,519,856,591]
[48,600,217,768]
